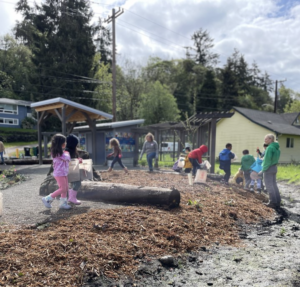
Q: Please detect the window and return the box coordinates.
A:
[0,104,18,115]
[0,117,18,125]
[286,137,294,148]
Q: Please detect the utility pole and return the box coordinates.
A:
[105,7,124,122]
[274,79,287,113]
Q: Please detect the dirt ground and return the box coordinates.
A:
[0,166,300,286]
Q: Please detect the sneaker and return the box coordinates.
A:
[257,188,261,194]
[59,198,72,210]
[42,196,53,208]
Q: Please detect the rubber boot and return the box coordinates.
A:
[59,198,72,210]
[68,189,81,205]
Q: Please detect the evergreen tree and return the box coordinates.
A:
[15,0,100,105]
[191,28,219,67]
[220,60,239,110]
[197,69,218,112]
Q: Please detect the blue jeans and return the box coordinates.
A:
[0,152,4,163]
[189,158,201,176]
[71,181,81,191]
[147,152,156,171]
[111,156,125,169]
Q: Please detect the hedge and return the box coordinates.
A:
[0,127,37,142]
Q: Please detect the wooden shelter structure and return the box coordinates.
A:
[132,111,234,173]
[31,97,113,164]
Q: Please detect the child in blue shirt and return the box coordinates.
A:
[219,143,235,184]
[249,157,263,193]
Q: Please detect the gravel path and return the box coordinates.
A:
[0,165,120,226]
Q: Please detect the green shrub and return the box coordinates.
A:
[21,117,36,129]
[0,127,37,142]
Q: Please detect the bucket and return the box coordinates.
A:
[195,169,207,183]
[188,173,193,185]
[203,160,211,170]
[107,160,113,167]
[0,192,3,216]
[80,159,93,181]
[177,157,185,168]
[68,159,80,183]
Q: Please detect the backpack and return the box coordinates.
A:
[172,160,182,172]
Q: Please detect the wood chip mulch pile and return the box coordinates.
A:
[0,170,275,286]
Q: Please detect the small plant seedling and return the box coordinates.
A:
[280,228,286,236]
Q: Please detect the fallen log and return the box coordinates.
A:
[39,178,180,208]
[80,182,180,207]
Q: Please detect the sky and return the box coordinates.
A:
[1,0,300,93]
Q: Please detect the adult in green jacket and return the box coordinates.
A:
[260,134,281,209]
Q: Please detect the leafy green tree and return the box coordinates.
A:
[116,61,147,121]
[284,100,300,113]
[93,53,112,113]
[280,86,300,113]
[0,34,34,101]
[0,71,14,98]
[138,81,180,125]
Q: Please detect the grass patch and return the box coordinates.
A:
[0,127,36,134]
[277,164,300,184]
[216,163,300,185]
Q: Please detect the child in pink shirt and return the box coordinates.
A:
[42,134,71,209]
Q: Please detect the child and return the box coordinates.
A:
[249,157,263,193]
[257,143,268,159]
[107,138,129,173]
[65,134,82,205]
[42,134,71,209]
[241,149,255,190]
[219,143,235,184]
[188,145,208,176]
[231,168,245,186]
[183,147,192,173]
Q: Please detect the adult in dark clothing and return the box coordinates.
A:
[219,143,235,184]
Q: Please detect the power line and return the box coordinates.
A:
[117,19,186,49]
[122,8,191,41]
[117,23,186,51]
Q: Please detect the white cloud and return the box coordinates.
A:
[1,0,300,92]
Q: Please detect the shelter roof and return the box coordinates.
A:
[74,119,145,130]
[233,107,300,136]
[31,97,113,122]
